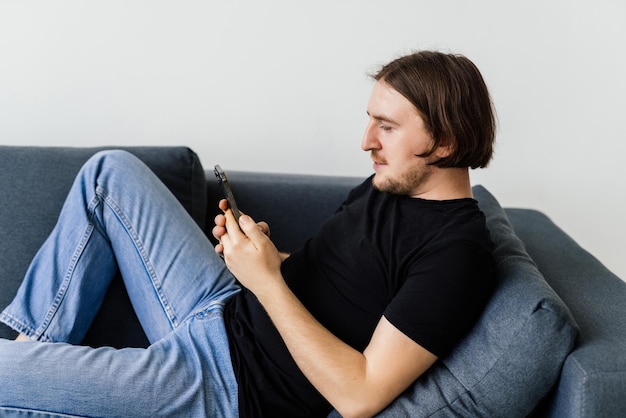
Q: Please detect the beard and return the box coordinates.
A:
[371,161,433,196]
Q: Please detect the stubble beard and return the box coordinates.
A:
[372,162,433,196]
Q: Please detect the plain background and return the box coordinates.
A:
[1,1,624,281]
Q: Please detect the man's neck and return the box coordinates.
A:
[411,168,472,201]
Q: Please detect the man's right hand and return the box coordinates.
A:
[212,199,271,256]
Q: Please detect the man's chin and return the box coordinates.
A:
[371,175,395,194]
[371,174,414,196]
[371,174,384,191]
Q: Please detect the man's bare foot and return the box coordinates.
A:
[15,333,32,341]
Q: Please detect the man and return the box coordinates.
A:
[215,50,496,417]
[0,50,496,417]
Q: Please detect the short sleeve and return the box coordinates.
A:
[384,239,495,357]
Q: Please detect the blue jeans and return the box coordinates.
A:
[0,150,240,417]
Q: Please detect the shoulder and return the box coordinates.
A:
[344,176,375,203]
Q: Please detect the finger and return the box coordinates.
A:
[214,213,226,227]
[212,224,226,241]
[212,213,227,241]
[257,221,270,237]
[239,215,266,245]
[220,199,246,217]
[224,208,244,238]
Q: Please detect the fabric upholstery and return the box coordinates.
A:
[507,208,626,417]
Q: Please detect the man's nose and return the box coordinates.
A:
[361,122,379,151]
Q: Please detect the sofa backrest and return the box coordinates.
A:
[205,170,363,252]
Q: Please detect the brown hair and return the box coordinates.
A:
[374,51,496,169]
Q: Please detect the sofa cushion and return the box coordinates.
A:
[0,146,206,346]
[342,185,578,417]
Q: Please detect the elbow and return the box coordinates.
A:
[334,399,384,418]
[337,411,372,418]
[329,381,395,418]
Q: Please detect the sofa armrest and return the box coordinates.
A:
[506,208,626,417]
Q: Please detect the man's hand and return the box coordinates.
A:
[212,199,270,254]
[213,199,289,262]
[212,199,286,295]
[224,212,284,296]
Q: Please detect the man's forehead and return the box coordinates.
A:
[367,80,421,123]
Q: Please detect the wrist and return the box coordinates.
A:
[253,274,293,309]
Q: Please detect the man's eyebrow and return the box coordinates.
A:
[366,111,400,125]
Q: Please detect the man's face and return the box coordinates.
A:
[362,80,439,197]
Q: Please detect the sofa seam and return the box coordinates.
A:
[569,353,588,417]
[568,353,626,418]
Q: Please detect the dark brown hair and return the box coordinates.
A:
[374,51,496,169]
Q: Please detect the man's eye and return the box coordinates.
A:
[379,124,393,132]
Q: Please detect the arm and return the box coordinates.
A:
[219,211,437,418]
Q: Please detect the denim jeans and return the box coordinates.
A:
[0,150,240,417]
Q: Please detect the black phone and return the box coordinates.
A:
[214,165,241,223]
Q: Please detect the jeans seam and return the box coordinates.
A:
[0,407,84,417]
[33,221,95,342]
[0,311,35,337]
[97,186,179,329]
[192,300,226,319]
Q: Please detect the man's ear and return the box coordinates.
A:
[434,138,455,159]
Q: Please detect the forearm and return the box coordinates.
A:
[255,276,384,418]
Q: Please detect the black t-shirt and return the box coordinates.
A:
[224,177,496,417]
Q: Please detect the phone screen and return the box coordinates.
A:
[214,165,241,222]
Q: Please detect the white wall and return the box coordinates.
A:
[1,0,625,280]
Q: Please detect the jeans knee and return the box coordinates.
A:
[82,150,148,181]
[89,149,140,168]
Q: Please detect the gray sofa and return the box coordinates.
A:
[1,146,624,417]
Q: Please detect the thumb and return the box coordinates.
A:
[239,215,263,241]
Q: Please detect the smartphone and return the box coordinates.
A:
[214,165,241,223]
